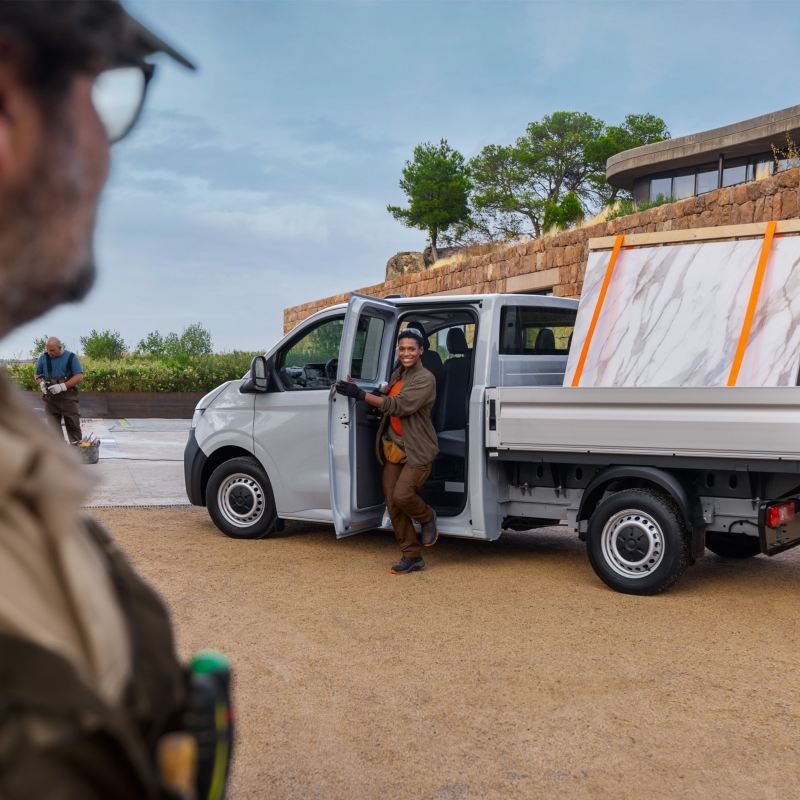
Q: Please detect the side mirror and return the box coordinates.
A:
[251,355,269,392]
[241,355,271,394]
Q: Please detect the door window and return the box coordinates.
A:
[278,316,344,390]
[351,315,385,381]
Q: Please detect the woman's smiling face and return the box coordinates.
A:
[397,336,422,369]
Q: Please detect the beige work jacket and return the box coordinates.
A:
[0,373,131,704]
[375,360,439,467]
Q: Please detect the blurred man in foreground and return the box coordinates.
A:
[0,3,215,798]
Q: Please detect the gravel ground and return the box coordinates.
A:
[95,506,800,800]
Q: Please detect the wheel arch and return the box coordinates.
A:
[201,446,271,506]
[579,466,705,559]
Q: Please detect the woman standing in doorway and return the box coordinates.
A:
[335,327,439,573]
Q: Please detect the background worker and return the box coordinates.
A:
[0,3,213,798]
[34,336,85,442]
[336,327,440,574]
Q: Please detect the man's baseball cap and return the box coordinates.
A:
[0,1,195,73]
[115,2,196,70]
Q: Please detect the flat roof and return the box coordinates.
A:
[607,104,800,190]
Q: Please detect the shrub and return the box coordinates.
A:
[2,352,258,393]
[605,194,676,221]
[135,330,167,358]
[136,323,213,365]
[81,329,127,360]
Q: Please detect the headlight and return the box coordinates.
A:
[191,408,204,429]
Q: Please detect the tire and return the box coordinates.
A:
[206,457,277,539]
[705,530,761,559]
[586,488,690,595]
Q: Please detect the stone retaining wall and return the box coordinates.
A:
[284,167,800,332]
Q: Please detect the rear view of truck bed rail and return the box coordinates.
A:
[485,386,800,463]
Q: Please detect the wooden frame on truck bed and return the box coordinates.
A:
[588,219,800,250]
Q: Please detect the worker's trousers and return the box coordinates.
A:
[382,461,433,558]
[44,390,82,443]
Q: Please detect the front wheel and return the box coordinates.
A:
[586,488,690,595]
[206,457,277,539]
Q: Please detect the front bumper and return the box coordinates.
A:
[184,429,207,506]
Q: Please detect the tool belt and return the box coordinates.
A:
[382,425,407,464]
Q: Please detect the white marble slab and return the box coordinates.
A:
[564,236,800,387]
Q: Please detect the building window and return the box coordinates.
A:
[696,168,718,195]
[625,146,791,206]
[722,159,748,188]
[777,156,800,173]
[672,173,695,199]
[649,176,672,201]
[754,158,773,181]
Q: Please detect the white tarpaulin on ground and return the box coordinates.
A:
[564,235,800,387]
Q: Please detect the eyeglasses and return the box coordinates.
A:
[91,62,155,144]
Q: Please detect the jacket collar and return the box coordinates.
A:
[394,358,424,380]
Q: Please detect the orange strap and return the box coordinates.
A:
[727,220,777,387]
[389,378,403,435]
[571,234,625,387]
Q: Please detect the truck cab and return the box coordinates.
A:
[184,293,578,542]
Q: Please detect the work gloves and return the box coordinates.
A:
[39,382,48,395]
[47,383,68,395]
[335,380,366,402]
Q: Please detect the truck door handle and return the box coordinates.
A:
[488,399,497,431]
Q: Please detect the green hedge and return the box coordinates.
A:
[3,352,258,393]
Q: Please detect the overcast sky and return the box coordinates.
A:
[3,0,798,358]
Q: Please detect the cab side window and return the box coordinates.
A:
[278,316,344,390]
[499,306,576,355]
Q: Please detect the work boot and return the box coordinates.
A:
[420,510,438,547]
[389,556,425,574]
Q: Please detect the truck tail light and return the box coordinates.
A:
[767,501,796,528]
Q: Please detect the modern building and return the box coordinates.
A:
[607,104,800,203]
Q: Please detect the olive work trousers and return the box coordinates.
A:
[382,461,434,558]
[44,390,82,444]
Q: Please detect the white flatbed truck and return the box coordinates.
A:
[185,223,800,594]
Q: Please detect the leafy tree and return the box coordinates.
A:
[543,191,584,231]
[80,329,127,360]
[31,335,49,359]
[137,323,213,364]
[387,139,471,261]
[469,111,670,238]
[135,330,167,358]
[587,113,671,203]
[168,323,212,358]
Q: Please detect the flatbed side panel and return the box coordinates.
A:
[485,386,800,461]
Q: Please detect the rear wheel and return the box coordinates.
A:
[206,457,277,539]
[705,531,761,559]
[586,488,690,595]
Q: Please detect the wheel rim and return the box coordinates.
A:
[217,473,266,528]
[601,508,665,579]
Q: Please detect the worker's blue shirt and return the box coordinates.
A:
[34,351,83,379]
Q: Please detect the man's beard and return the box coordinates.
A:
[0,109,99,336]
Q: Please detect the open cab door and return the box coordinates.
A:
[329,294,400,537]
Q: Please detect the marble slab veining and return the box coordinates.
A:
[564,236,800,387]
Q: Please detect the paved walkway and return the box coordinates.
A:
[78,418,191,507]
